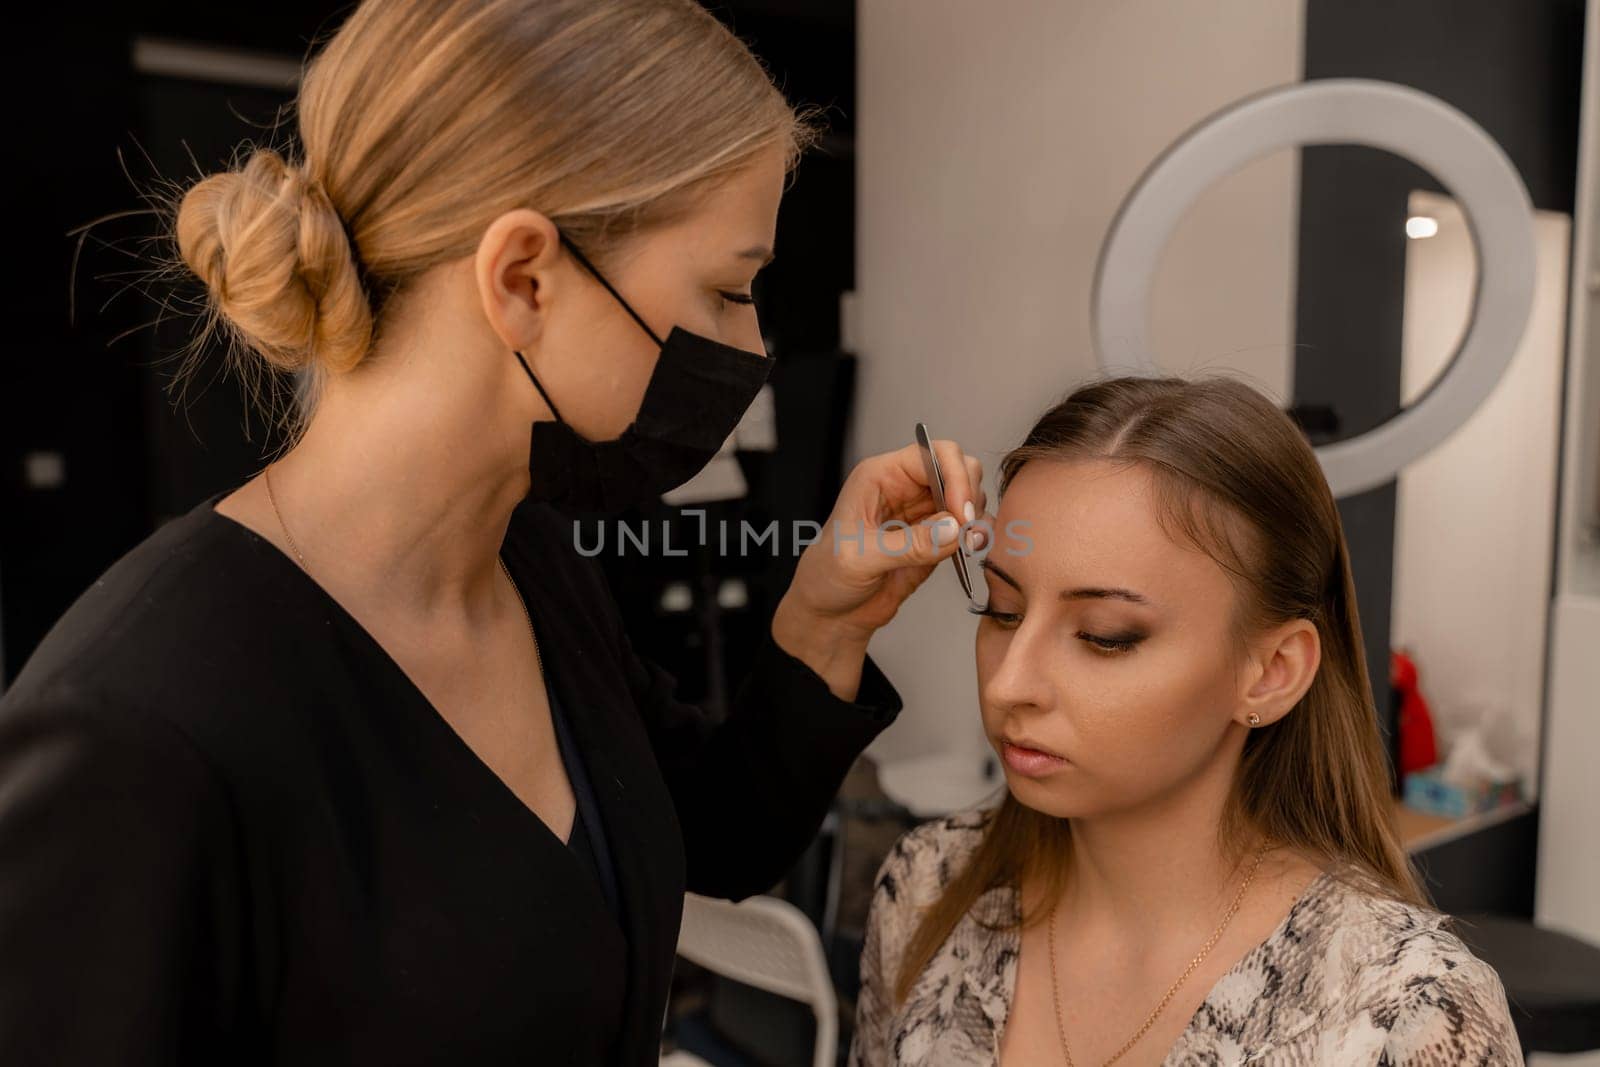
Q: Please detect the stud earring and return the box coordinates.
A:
[1247,713,1262,726]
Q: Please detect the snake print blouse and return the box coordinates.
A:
[847,808,1523,1065]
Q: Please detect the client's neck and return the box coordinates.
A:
[1051,767,1260,941]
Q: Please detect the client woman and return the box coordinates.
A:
[849,376,1521,1065]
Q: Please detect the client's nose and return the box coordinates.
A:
[981,623,1055,716]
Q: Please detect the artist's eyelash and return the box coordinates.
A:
[718,290,755,306]
[969,606,1142,654]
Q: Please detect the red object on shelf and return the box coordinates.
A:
[1391,649,1439,776]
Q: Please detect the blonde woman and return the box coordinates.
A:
[849,377,1522,1066]
[0,1,989,1063]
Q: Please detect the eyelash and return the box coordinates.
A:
[718,290,755,306]
[969,606,1142,654]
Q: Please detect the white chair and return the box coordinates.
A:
[661,892,839,1067]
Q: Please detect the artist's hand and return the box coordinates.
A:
[771,438,990,699]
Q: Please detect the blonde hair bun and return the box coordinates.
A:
[175,147,372,374]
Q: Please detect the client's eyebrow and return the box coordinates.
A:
[980,559,1152,605]
[737,245,775,266]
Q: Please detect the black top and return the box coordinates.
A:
[0,492,902,1066]
[549,683,623,924]
[549,682,626,1062]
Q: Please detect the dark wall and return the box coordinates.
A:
[706,0,856,354]
[1294,0,1586,794]
[3,14,158,684]
[0,5,349,683]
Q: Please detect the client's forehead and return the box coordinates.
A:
[992,458,1232,607]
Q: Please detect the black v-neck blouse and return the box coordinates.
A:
[550,683,624,926]
[547,680,627,1063]
[0,492,902,1066]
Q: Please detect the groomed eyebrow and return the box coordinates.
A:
[979,559,1152,605]
[737,245,775,266]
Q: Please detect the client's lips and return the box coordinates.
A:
[1000,737,1068,777]
[1003,736,1064,759]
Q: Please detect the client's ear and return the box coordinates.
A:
[1238,619,1320,728]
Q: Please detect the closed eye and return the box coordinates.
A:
[718,290,755,306]
[972,605,1142,655]
[970,605,1021,628]
[1083,633,1141,654]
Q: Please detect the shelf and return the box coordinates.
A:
[1396,798,1535,853]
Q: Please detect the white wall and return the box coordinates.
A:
[1391,191,1569,793]
[855,0,1306,762]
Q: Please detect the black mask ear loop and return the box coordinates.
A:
[514,231,666,424]
[514,350,565,423]
[556,232,667,347]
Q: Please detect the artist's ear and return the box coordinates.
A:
[476,209,564,353]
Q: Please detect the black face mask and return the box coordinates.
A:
[516,234,773,517]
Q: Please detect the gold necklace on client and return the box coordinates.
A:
[263,464,542,671]
[1046,844,1270,1067]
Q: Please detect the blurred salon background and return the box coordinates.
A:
[4,1,1600,1063]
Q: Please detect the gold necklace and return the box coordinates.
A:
[263,463,541,672]
[263,464,308,570]
[496,555,542,673]
[1046,845,1269,1067]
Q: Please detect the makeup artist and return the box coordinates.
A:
[0,1,988,1063]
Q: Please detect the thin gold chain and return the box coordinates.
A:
[263,464,308,570]
[263,463,541,673]
[1046,845,1269,1067]
[497,555,543,674]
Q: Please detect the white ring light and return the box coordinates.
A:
[1093,79,1537,499]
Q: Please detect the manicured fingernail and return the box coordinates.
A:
[966,526,988,551]
[964,501,976,523]
[934,516,959,545]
